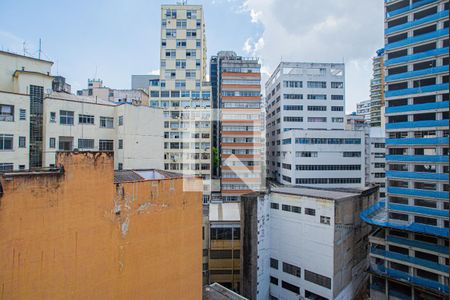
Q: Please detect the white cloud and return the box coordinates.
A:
[238,0,384,113]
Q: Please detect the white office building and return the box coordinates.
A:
[356,99,371,123]
[240,186,379,300]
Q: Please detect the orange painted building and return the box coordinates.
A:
[0,152,202,300]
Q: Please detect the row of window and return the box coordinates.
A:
[0,104,26,122]
[280,94,343,100]
[283,81,343,89]
[149,90,210,98]
[295,178,362,184]
[48,137,115,151]
[0,134,26,150]
[270,202,331,224]
[51,111,117,128]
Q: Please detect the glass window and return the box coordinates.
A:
[60,110,74,125]
[0,134,13,150]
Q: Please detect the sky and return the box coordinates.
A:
[0,0,384,113]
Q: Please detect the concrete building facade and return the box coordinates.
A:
[210,51,264,201]
[357,99,372,124]
[240,186,379,300]
[148,4,213,202]
[362,1,449,299]
[0,152,203,299]
[370,48,386,127]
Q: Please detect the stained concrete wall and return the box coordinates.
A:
[0,152,202,300]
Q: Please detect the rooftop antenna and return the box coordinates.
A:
[22,41,27,56]
[38,38,42,59]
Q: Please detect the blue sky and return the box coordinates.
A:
[0,0,383,113]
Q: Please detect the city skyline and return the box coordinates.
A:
[0,0,384,113]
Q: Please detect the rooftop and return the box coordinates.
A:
[203,283,248,300]
[46,91,116,106]
[114,169,182,183]
[270,184,377,201]
[0,50,54,64]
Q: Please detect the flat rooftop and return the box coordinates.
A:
[114,169,182,183]
[270,184,377,201]
[203,283,248,300]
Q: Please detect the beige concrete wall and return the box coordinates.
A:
[0,152,202,300]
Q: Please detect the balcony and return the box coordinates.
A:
[385,119,448,129]
[369,263,449,294]
[371,247,449,273]
[387,186,448,200]
[385,47,449,66]
[385,155,448,163]
[385,101,448,114]
[386,235,449,255]
[387,0,439,18]
[386,170,449,181]
[388,202,449,218]
[385,66,449,83]
[385,10,449,35]
[385,137,449,146]
[385,29,449,51]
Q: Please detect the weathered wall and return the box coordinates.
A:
[0,152,202,300]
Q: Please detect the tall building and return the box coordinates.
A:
[240,186,379,300]
[357,99,372,123]
[370,48,386,127]
[210,51,264,201]
[266,62,366,188]
[148,4,212,203]
[0,151,203,299]
[362,1,449,299]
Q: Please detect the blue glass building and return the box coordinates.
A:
[361,0,449,298]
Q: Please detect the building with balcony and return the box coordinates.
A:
[148,3,213,203]
[210,51,264,201]
[362,0,449,298]
[357,99,372,123]
[370,48,386,128]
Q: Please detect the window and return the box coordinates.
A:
[118,116,124,126]
[176,20,186,28]
[331,95,344,100]
[282,204,291,212]
[58,136,73,151]
[100,116,114,128]
[308,105,327,111]
[60,110,74,125]
[331,82,343,88]
[305,208,316,216]
[283,262,301,277]
[343,151,361,157]
[118,163,123,170]
[99,139,113,151]
[307,81,326,88]
[270,202,279,210]
[78,139,94,149]
[291,206,301,214]
[79,114,94,124]
[270,258,278,269]
[0,104,14,121]
[320,216,331,225]
[270,276,278,285]
[0,163,13,172]
[50,112,56,123]
[283,81,302,88]
[281,281,300,294]
[49,138,56,148]
[18,136,26,148]
[19,109,26,120]
[186,29,197,37]
[331,106,344,111]
[165,29,176,38]
[118,139,123,149]
[0,134,13,150]
[304,270,331,289]
[307,94,327,100]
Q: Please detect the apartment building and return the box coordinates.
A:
[368,127,387,200]
[42,92,164,170]
[77,78,150,105]
[208,202,241,291]
[357,99,372,123]
[276,129,366,188]
[266,62,367,188]
[148,4,212,202]
[0,152,203,299]
[210,51,264,201]
[240,186,379,300]
[362,1,449,299]
[0,50,53,170]
[370,48,386,127]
